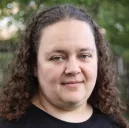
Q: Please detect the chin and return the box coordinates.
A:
[64,97,86,106]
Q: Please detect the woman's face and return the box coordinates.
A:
[36,19,98,109]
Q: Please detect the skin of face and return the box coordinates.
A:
[35,19,98,112]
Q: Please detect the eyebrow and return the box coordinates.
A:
[46,48,95,55]
[53,48,95,53]
[79,48,95,52]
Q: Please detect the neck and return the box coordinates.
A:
[32,93,93,123]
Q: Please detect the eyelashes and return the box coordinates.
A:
[78,54,92,60]
[49,53,92,62]
[50,56,65,61]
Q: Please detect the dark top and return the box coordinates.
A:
[0,104,120,128]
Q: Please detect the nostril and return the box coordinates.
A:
[65,71,80,76]
[64,66,81,75]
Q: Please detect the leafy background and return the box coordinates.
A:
[0,0,129,119]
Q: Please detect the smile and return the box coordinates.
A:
[61,81,84,87]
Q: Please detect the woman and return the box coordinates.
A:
[0,4,128,128]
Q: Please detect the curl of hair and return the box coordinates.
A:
[0,4,128,127]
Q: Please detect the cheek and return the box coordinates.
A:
[82,62,98,81]
[37,63,62,86]
[82,63,98,95]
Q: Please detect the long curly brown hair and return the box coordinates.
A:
[0,4,128,127]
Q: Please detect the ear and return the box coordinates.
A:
[34,67,37,77]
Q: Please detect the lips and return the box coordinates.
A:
[61,81,84,87]
[62,81,83,85]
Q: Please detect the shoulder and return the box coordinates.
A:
[0,104,51,128]
[92,107,121,128]
[0,116,28,128]
[0,105,35,128]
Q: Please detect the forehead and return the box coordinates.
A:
[39,19,95,52]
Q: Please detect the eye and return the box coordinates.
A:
[79,54,92,60]
[50,56,65,61]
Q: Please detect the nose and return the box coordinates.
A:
[64,57,81,75]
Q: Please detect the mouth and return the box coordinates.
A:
[61,81,84,87]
